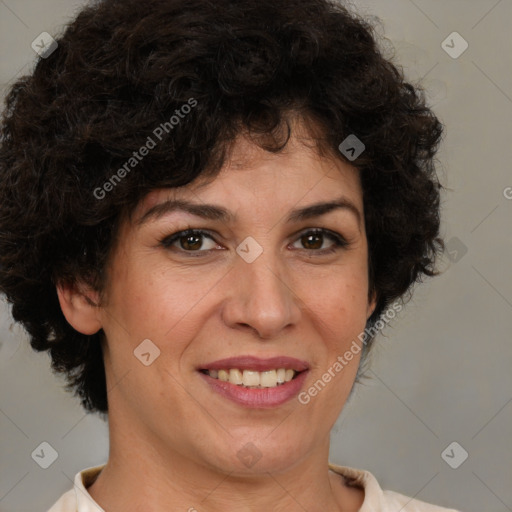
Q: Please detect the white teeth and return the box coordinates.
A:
[260,370,277,388]
[206,368,299,387]
[229,369,243,385]
[242,370,260,387]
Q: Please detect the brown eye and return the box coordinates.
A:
[179,233,203,251]
[291,229,348,254]
[301,232,324,250]
[160,229,218,254]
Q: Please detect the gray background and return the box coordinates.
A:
[1,1,511,511]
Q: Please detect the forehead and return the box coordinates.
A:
[136,132,363,219]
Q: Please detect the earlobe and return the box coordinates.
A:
[367,290,378,319]
[56,281,103,335]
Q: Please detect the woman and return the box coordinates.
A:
[0,0,458,510]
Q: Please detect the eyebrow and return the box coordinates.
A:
[137,196,362,227]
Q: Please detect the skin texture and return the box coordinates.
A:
[58,129,376,512]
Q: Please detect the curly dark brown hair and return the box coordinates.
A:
[0,0,444,414]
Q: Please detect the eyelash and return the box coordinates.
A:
[159,228,349,258]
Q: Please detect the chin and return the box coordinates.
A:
[221,432,309,475]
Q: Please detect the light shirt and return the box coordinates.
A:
[47,462,460,511]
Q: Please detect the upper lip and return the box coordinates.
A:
[199,355,309,372]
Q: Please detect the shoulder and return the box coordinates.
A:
[382,489,461,511]
[46,488,76,512]
[45,464,105,512]
[328,462,461,512]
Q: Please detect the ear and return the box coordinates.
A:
[56,281,103,335]
[366,289,377,320]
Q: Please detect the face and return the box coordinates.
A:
[90,130,376,475]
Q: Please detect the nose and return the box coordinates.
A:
[221,248,302,339]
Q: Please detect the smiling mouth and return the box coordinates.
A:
[199,368,303,389]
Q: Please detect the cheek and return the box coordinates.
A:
[108,259,189,327]
[105,260,220,363]
[305,269,370,333]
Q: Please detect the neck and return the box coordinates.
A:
[87,417,363,512]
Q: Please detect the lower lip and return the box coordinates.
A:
[199,371,309,408]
